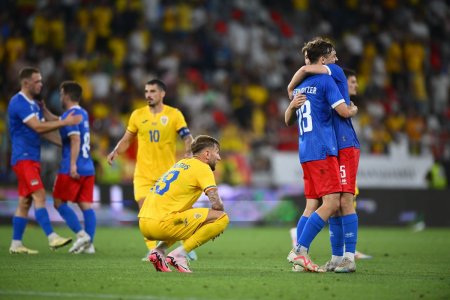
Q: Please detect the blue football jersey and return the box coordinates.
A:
[293,74,345,163]
[7,92,43,166]
[325,64,360,149]
[58,106,95,176]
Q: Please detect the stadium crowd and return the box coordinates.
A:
[0,0,449,187]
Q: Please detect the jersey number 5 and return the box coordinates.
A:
[155,170,180,195]
[297,100,313,135]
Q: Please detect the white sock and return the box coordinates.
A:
[331,255,343,264]
[295,245,308,253]
[11,240,23,248]
[155,241,169,253]
[171,245,187,257]
[76,230,88,238]
[344,252,355,261]
[48,232,58,241]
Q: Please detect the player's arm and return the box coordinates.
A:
[25,111,82,134]
[41,130,62,146]
[287,65,329,99]
[182,133,194,158]
[285,93,307,126]
[205,187,224,211]
[40,102,60,121]
[107,130,136,165]
[69,134,81,179]
[334,101,358,118]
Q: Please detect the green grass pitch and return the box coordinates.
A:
[1,225,450,300]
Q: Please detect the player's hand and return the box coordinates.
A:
[349,102,358,116]
[290,93,307,110]
[70,164,80,179]
[107,150,118,166]
[64,111,83,126]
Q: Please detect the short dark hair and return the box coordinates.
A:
[302,38,334,63]
[146,79,166,92]
[19,67,40,81]
[60,81,82,102]
[343,68,357,79]
[191,135,220,155]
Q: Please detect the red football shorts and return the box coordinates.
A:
[53,174,95,203]
[301,156,342,199]
[12,160,44,197]
[338,147,360,194]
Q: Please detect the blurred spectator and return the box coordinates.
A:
[0,0,449,188]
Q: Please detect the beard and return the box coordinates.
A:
[208,161,216,171]
[34,92,43,102]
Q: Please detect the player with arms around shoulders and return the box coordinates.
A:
[287,38,362,272]
[51,81,96,254]
[107,79,194,258]
[7,67,81,254]
[284,39,358,272]
[139,135,229,273]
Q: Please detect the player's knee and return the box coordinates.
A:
[53,199,62,209]
[215,212,230,230]
[17,201,31,214]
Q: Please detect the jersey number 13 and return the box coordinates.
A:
[297,100,313,135]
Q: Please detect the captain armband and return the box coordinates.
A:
[177,127,191,138]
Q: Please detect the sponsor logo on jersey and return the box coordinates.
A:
[30,179,39,186]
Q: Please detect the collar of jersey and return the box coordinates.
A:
[19,92,35,105]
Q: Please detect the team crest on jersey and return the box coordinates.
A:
[194,213,202,219]
[160,116,169,126]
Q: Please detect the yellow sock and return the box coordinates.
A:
[183,213,229,252]
[144,238,157,250]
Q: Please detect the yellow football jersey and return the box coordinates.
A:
[138,158,217,219]
[127,104,188,183]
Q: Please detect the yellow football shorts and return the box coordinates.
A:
[139,208,209,242]
[133,177,156,201]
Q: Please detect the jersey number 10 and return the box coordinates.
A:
[149,130,160,142]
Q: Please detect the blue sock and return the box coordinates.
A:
[12,216,28,240]
[342,213,358,253]
[329,216,344,256]
[296,216,309,245]
[35,207,54,236]
[57,203,82,234]
[82,209,96,242]
[298,212,326,249]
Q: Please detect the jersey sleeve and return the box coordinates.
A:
[14,99,37,123]
[63,109,81,136]
[126,110,138,134]
[196,164,217,193]
[174,109,190,138]
[326,64,346,83]
[323,77,345,108]
[174,109,188,131]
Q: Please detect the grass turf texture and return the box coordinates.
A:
[1,226,449,300]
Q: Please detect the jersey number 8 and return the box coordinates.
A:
[154,170,180,195]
